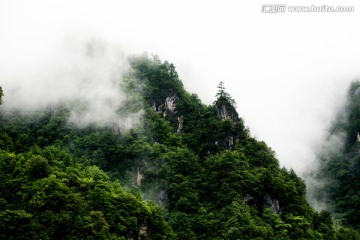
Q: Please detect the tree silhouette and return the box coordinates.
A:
[214,81,236,107]
[0,86,3,105]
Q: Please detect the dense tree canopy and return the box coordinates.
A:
[0,146,174,239]
[1,56,357,239]
[313,81,360,233]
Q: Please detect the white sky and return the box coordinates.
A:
[1,0,360,175]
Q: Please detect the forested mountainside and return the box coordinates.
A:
[0,55,358,239]
[311,81,360,235]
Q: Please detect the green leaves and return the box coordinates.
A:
[0,58,348,239]
[0,209,39,240]
[314,80,360,233]
[25,155,49,179]
[0,147,174,239]
[214,81,236,108]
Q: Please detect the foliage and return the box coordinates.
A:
[314,80,360,232]
[0,147,174,239]
[0,56,349,239]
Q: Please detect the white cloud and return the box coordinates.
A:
[1,0,360,175]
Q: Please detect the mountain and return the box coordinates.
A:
[311,81,360,236]
[0,55,355,239]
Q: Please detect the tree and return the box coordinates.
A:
[0,56,345,239]
[0,86,3,105]
[214,81,236,108]
[213,82,238,122]
[0,147,175,239]
[314,80,360,232]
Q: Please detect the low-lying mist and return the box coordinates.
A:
[305,132,346,211]
[0,38,142,130]
[304,81,360,212]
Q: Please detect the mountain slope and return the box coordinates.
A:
[0,55,349,239]
[311,81,360,234]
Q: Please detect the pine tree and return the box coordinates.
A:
[213,82,238,121]
[214,81,236,107]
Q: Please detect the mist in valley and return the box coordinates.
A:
[1,1,360,213]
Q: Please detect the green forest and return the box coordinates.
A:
[0,55,359,239]
[311,81,360,237]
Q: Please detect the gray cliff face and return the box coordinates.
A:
[177,116,184,133]
[217,105,231,121]
[151,95,177,116]
[264,194,281,214]
[244,194,281,214]
[136,168,144,187]
[165,96,177,113]
[152,95,184,134]
[215,103,237,149]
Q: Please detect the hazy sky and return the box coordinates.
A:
[1,0,360,175]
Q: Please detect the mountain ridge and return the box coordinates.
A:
[0,54,357,239]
